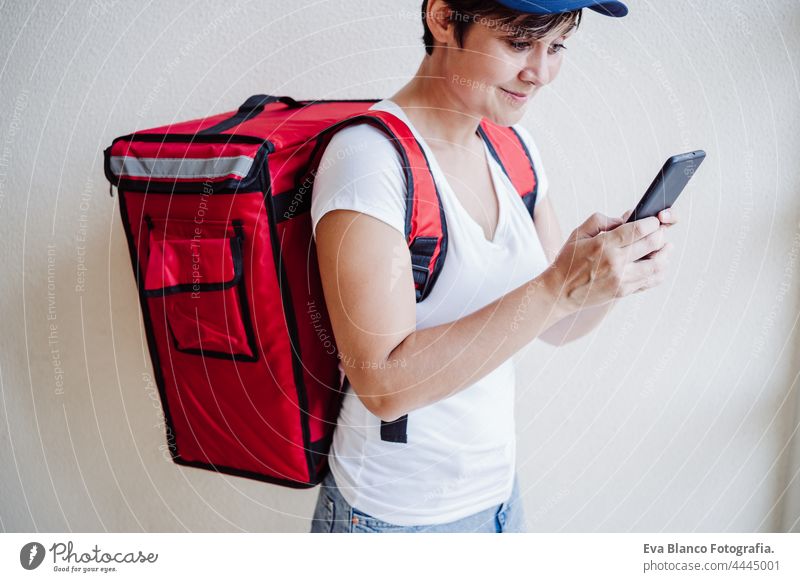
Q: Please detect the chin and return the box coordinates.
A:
[485,106,525,127]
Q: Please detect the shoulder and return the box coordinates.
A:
[319,121,404,173]
[313,119,408,194]
[311,119,408,238]
[318,100,410,172]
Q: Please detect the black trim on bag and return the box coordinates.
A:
[172,456,324,489]
[194,94,382,142]
[272,187,312,223]
[308,433,333,474]
[380,416,408,444]
[410,144,448,304]
[477,125,507,176]
[166,330,258,362]
[110,133,270,144]
[409,236,439,301]
[521,191,536,217]
[115,177,262,195]
[103,134,274,193]
[199,95,304,135]
[229,220,260,361]
[509,127,539,216]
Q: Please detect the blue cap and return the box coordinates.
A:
[493,0,628,17]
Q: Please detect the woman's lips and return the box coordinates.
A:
[500,88,530,103]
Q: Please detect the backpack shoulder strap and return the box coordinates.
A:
[477,119,539,219]
[310,110,447,305]
[310,110,449,446]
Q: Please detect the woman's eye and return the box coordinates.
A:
[508,40,531,52]
[507,39,567,54]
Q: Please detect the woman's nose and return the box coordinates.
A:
[520,46,552,86]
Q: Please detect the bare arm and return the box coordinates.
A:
[315,209,569,422]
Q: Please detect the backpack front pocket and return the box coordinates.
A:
[143,217,258,361]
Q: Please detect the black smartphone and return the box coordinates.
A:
[626,150,706,223]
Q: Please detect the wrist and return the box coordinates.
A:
[538,267,576,323]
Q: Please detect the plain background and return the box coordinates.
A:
[1,0,799,532]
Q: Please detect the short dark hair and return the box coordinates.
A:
[421,0,582,56]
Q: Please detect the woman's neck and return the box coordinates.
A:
[389,58,483,151]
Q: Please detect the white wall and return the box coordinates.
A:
[1,0,798,532]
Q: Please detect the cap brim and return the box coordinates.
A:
[587,2,628,17]
[493,1,628,18]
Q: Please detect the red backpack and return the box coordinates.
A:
[104,95,539,488]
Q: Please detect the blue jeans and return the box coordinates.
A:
[310,469,528,533]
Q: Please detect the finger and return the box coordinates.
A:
[608,216,662,247]
[638,241,674,262]
[621,209,633,222]
[576,213,626,239]
[633,265,668,293]
[658,208,677,226]
[623,247,670,285]
[624,231,669,263]
[619,266,659,297]
[631,272,666,294]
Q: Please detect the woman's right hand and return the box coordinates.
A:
[543,212,672,314]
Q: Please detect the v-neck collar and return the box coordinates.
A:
[372,99,508,246]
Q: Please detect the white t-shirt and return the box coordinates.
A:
[310,99,551,526]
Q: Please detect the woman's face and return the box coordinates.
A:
[443,14,573,125]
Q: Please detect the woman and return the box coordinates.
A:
[309,0,675,533]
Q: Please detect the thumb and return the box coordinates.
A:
[576,213,624,239]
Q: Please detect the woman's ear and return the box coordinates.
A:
[425,0,457,49]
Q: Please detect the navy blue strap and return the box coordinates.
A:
[342,375,408,444]
[408,236,438,302]
[509,127,539,218]
[199,95,303,135]
[380,416,408,444]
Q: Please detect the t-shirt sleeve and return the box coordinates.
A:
[513,124,549,205]
[310,123,407,240]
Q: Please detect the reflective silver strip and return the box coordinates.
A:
[109,155,254,180]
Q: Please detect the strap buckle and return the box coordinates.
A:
[411,263,431,301]
[409,236,438,302]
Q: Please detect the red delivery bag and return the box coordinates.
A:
[104,94,539,487]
